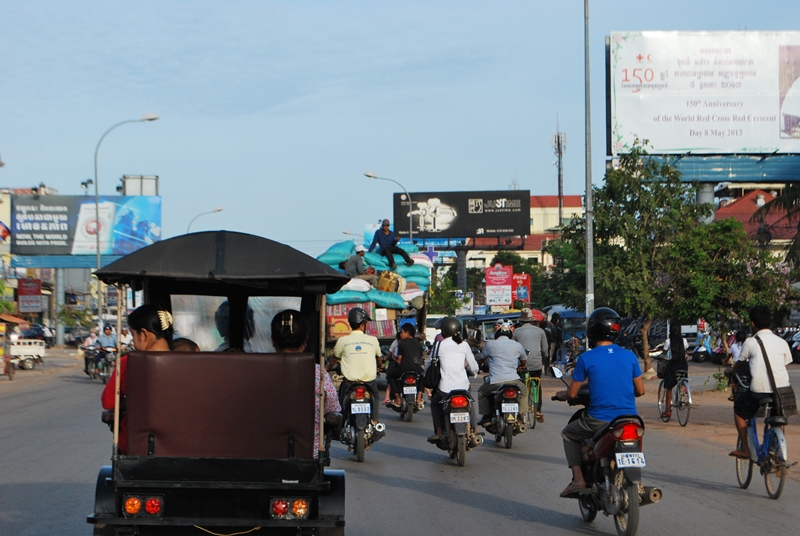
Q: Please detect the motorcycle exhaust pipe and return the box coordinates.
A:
[374,422,386,433]
[639,487,662,506]
[518,424,526,433]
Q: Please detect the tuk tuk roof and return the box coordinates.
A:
[96,230,349,295]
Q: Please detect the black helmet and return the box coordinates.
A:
[440,317,462,339]
[348,307,371,326]
[587,307,622,345]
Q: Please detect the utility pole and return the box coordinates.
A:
[552,125,566,228]
[584,0,595,316]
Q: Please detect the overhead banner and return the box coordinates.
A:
[10,196,161,256]
[393,190,530,239]
[608,31,800,155]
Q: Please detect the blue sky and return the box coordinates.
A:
[2,0,799,256]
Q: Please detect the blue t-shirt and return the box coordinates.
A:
[572,343,641,422]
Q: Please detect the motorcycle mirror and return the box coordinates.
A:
[550,366,564,379]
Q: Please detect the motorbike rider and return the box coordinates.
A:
[83,329,99,375]
[555,307,645,498]
[95,324,118,370]
[513,308,549,422]
[426,317,480,443]
[329,307,382,424]
[477,320,529,426]
[386,323,425,409]
[727,304,793,459]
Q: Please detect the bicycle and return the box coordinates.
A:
[733,374,792,500]
[657,368,692,426]
[518,370,541,428]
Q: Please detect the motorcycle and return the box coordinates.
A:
[339,382,385,462]
[432,390,483,466]
[387,371,422,422]
[81,344,98,379]
[483,382,525,449]
[551,367,661,536]
[95,346,117,384]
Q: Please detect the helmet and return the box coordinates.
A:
[440,317,462,339]
[587,307,622,345]
[347,307,371,326]
[494,320,514,338]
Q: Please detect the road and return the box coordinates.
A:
[1,351,799,535]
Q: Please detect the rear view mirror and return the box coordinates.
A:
[550,366,564,379]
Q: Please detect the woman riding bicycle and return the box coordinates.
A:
[661,322,688,419]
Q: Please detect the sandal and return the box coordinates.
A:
[559,481,589,498]
[661,412,671,419]
[536,412,545,423]
[729,450,749,459]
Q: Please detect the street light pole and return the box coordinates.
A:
[584,0,595,317]
[93,114,158,328]
[364,172,414,244]
[187,207,224,233]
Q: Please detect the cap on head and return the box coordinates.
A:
[382,219,390,226]
[355,244,367,253]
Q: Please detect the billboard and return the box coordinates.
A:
[11,195,161,256]
[393,190,530,239]
[608,31,800,155]
[485,264,513,306]
[17,277,42,313]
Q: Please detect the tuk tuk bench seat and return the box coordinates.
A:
[126,351,316,459]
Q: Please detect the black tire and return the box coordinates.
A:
[677,381,691,427]
[504,421,514,449]
[21,358,35,371]
[613,474,640,536]
[355,429,365,463]
[456,436,466,466]
[657,381,670,422]
[101,371,108,385]
[579,496,598,522]
[735,436,753,489]
[404,402,414,423]
[764,431,786,499]
[693,350,706,363]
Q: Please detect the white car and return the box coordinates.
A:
[425,314,446,345]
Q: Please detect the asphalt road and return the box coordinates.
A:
[1,351,799,536]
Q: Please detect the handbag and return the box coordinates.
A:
[422,341,441,390]
[754,335,797,417]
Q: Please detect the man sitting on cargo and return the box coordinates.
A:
[368,219,414,271]
[345,245,377,286]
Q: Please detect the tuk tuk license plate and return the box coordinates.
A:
[351,403,371,414]
[615,452,646,468]
[450,412,470,423]
[501,403,519,413]
[403,386,417,395]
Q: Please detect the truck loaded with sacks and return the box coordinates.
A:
[316,241,433,346]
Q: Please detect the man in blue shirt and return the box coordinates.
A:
[555,308,645,498]
[368,219,414,271]
[477,321,529,426]
[94,324,118,370]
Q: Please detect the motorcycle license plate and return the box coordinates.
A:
[450,412,470,423]
[403,386,417,395]
[615,452,646,468]
[501,403,519,413]
[351,403,371,415]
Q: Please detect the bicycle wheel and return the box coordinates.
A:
[764,430,786,499]
[676,380,691,427]
[735,436,753,489]
[528,379,538,430]
[657,381,670,422]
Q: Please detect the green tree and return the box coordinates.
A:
[57,305,95,330]
[0,280,15,314]
[752,183,800,266]
[428,271,468,315]
[446,267,485,304]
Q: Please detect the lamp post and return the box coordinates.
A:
[94,114,159,327]
[364,172,413,244]
[187,207,224,233]
[583,0,595,317]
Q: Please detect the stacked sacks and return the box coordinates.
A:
[316,241,356,272]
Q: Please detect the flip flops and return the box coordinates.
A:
[729,451,749,459]
[559,482,589,498]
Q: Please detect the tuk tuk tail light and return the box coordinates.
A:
[271,497,310,519]
[124,497,142,515]
[292,499,310,517]
[145,497,162,515]
[272,499,289,517]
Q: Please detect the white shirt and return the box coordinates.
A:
[120,332,134,346]
[730,341,743,362]
[739,329,792,393]
[432,338,479,393]
[663,337,688,356]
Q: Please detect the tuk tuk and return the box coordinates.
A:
[87,231,348,535]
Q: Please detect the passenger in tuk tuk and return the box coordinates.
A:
[214,300,255,352]
[171,337,200,352]
[101,305,174,454]
[271,309,342,457]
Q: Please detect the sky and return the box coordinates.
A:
[2,0,799,257]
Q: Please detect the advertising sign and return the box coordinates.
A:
[10,195,162,255]
[393,190,530,239]
[511,273,531,303]
[455,291,475,316]
[485,264,513,306]
[18,277,42,313]
[608,31,800,155]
